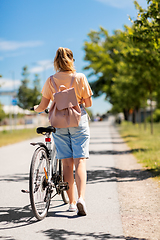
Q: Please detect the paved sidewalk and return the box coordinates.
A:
[0,119,125,240]
[111,124,160,240]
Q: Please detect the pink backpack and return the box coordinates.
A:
[49,75,81,128]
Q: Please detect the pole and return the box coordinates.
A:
[11,71,17,129]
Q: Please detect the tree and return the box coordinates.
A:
[17,66,30,109]
[84,28,124,106]
[83,0,160,132]
[83,26,144,120]
[0,103,6,122]
[17,66,41,109]
[0,75,6,122]
[30,74,41,106]
[83,0,160,133]
[128,0,160,133]
[0,74,2,88]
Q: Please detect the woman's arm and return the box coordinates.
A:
[34,96,50,112]
[83,96,92,108]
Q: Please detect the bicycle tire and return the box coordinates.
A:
[29,146,51,220]
[59,160,69,204]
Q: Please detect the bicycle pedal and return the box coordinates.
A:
[64,182,69,190]
[66,185,69,190]
[21,189,29,193]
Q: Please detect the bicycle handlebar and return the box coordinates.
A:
[45,109,49,114]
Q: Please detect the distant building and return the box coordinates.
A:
[3,105,31,115]
[128,101,156,123]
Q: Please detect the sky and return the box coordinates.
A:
[0,0,148,115]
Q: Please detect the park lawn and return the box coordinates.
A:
[0,128,39,147]
[118,121,160,182]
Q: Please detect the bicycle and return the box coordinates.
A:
[28,124,69,220]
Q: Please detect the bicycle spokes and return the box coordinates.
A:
[30,147,51,220]
[44,167,48,180]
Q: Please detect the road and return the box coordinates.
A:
[0,118,125,240]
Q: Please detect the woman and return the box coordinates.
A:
[34,47,93,216]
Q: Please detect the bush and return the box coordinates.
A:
[147,109,160,122]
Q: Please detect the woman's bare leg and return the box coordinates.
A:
[62,158,76,204]
[74,158,86,200]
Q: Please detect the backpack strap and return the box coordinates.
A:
[51,74,76,92]
[50,76,58,93]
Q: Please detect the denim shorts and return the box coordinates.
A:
[52,106,90,159]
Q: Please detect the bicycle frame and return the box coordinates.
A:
[22,110,70,220]
[30,130,69,197]
[31,132,55,184]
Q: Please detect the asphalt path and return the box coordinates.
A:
[0,118,125,240]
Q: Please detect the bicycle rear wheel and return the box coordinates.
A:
[29,146,51,220]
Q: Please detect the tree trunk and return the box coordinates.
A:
[123,109,129,121]
[144,106,147,130]
[138,108,141,129]
[132,109,136,124]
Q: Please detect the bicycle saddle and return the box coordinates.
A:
[36,126,56,134]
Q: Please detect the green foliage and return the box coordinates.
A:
[147,109,160,122]
[0,128,38,147]
[84,27,128,102]
[83,0,160,130]
[153,109,160,122]
[83,26,147,118]
[129,0,160,132]
[119,121,160,180]
[0,75,6,122]
[0,103,6,122]
[17,66,41,109]
[133,0,160,45]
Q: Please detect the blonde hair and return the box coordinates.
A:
[54,47,75,72]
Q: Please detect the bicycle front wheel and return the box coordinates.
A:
[29,147,51,220]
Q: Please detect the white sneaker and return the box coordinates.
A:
[68,203,77,212]
[76,198,87,216]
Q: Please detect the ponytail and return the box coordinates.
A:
[54,47,75,72]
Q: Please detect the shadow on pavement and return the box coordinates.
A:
[0,173,29,182]
[87,167,153,184]
[41,228,124,239]
[122,134,138,138]
[89,141,130,144]
[0,236,16,240]
[89,149,147,155]
[0,204,37,230]
[0,201,69,230]
[126,238,147,240]
[40,228,147,240]
[147,167,160,178]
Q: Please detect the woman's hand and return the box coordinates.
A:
[33,97,50,112]
[80,98,85,104]
[83,96,92,108]
[34,105,39,111]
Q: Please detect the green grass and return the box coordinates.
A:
[0,128,39,147]
[118,121,160,182]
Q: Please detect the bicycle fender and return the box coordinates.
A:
[30,142,50,157]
